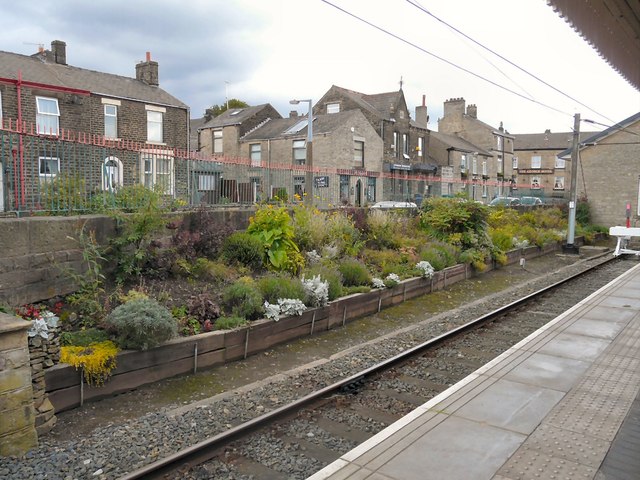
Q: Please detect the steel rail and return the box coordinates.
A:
[120,252,616,480]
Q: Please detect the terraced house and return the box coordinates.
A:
[0,40,189,213]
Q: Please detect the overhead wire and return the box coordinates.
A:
[404,0,617,124]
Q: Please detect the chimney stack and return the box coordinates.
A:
[466,104,477,119]
[415,94,429,128]
[290,110,299,118]
[136,51,159,86]
[51,40,66,65]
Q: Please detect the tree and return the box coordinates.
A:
[207,99,249,117]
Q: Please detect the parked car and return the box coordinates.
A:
[489,197,521,207]
[520,196,543,206]
[370,201,418,210]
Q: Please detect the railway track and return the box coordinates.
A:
[120,254,634,480]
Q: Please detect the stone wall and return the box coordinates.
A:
[0,313,38,456]
[28,326,60,436]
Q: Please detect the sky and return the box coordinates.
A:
[2,0,639,134]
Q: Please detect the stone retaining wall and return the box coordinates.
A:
[28,328,60,436]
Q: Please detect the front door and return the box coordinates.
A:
[355,179,362,207]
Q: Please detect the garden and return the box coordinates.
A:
[14,188,604,387]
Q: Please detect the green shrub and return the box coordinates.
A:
[216,316,249,330]
[343,285,371,295]
[459,248,488,271]
[105,298,177,350]
[419,247,447,271]
[302,264,343,301]
[326,211,363,257]
[222,232,264,270]
[338,258,372,286]
[222,277,264,320]
[60,328,110,347]
[366,210,398,249]
[190,258,236,283]
[257,274,306,304]
[292,204,330,251]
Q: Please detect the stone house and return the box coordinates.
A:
[0,40,189,212]
[438,98,516,199]
[558,112,640,227]
[314,86,435,203]
[429,131,493,202]
[513,129,596,202]
[238,109,384,208]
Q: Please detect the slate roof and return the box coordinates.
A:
[557,111,640,157]
[430,131,492,156]
[199,104,279,129]
[328,85,402,121]
[513,131,596,150]
[242,110,366,141]
[0,50,187,108]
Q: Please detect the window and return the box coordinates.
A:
[392,132,398,154]
[366,177,376,202]
[496,135,502,150]
[497,155,503,175]
[531,176,541,189]
[512,156,518,169]
[146,109,164,143]
[293,139,306,164]
[36,97,59,135]
[340,175,350,203]
[198,174,218,191]
[250,143,261,167]
[285,119,309,134]
[327,102,340,114]
[555,157,565,169]
[460,154,467,172]
[531,155,541,169]
[418,137,424,157]
[402,134,409,156]
[104,104,118,139]
[0,91,3,125]
[141,151,174,194]
[102,156,122,191]
[39,156,59,177]
[482,182,488,198]
[213,130,223,154]
[354,139,364,167]
[482,161,487,176]
[472,157,477,175]
[554,176,565,190]
[294,176,305,200]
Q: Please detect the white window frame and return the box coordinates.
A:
[141,150,174,195]
[212,129,223,154]
[482,161,487,176]
[460,154,467,172]
[39,156,60,178]
[402,133,409,156]
[36,97,60,135]
[531,155,542,169]
[482,182,488,198]
[497,155,503,175]
[472,157,477,175]
[392,132,398,153]
[327,102,340,114]
[293,139,306,165]
[555,157,565,169]
[102,156,123,191]
[250,143,261,167]
[512,156,518,169]
[145,105,165,144]
[531,176,541,189]
[496,135,502,150]
[198,174,217,191]
[418,137,423,157]
[104,104,118,139]
[554,176,565,190]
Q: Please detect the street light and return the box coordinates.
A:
[290,99,313,206]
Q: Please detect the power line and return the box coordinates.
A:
[404,0,616,124]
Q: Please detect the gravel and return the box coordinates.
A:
[0,250,630,480]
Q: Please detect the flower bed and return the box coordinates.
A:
[43,241,572,412]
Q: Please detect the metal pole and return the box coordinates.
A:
[565,113,580,252]
[305,100,313,207]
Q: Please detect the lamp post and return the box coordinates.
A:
[290,99,313,206]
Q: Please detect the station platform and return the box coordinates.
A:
[309,262,640,480]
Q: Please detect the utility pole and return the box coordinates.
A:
[564,113,580,253]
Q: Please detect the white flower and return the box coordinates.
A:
[28,318,49,339]
[386,273,400,283]
[264,301,281,321]
[513,237,529,248]
[416,261,435,279]
[302,275,329,307]
[372,277,386,289]
[278,298,307,316]
[306,250,322,264]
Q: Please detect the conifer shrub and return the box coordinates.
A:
[105,298,177,350]
[221,232,264,270]
[257,274,306,304]
[221,277,264,320]
[338,258,372,286]
[215,316,248,330]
